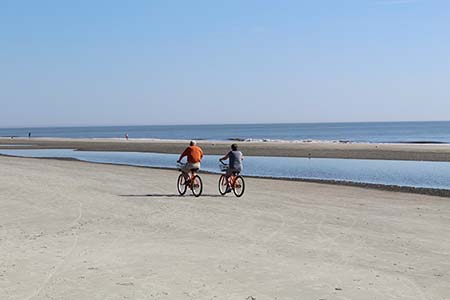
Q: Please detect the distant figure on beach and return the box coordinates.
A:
[219,144,244,192]
[28,132,31,138]
[125,133,129,140]
[177,140,204,177]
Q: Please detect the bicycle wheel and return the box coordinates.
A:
[233,176,245,197]
[177,173,187,195]
[218,175,228,195]
[191,175,203,197]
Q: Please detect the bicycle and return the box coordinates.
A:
[176,162,203,197]
[218,161,245,197]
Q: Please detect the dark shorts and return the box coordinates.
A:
[226,167,241,176]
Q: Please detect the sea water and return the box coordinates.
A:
[2,121,450,143]
[2,149,450,190]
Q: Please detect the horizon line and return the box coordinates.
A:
[1,119,450,130]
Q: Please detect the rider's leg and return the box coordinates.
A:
[226,168,235,182]
[225,169,233,192]
[188,162,200,184]
[185,164,193,185]
[181,165,191,184]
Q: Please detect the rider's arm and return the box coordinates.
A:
[178,148,189,162]
[219,153,229,161]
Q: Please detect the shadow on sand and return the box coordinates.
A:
[120,193,224,198]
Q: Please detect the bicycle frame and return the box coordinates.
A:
[227,174,238,189]
[182,172,197,189]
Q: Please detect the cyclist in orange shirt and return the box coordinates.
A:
[177,140,204,177]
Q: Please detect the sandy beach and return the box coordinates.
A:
[1,155,449,299]
[2,137,450,162]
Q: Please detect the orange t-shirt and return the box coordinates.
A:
[180,146,204,163]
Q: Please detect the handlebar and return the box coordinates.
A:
[219,160,229,172]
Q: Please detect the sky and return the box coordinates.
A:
[1,0,449,127]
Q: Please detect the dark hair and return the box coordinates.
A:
[231,143,238,151]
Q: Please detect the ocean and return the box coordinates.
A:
[1,121,450,143]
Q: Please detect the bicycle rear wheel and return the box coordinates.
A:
[233,176,245,197]
[177,173,187,195]
[218,175,228,195]
[191,175,203,197]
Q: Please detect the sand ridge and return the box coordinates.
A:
[2,137,450,161]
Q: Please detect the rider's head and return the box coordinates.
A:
[231,143,238,151]
[190,140,196,146]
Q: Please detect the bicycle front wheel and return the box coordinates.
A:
[177,173,187,195]
[233,176,245,197]
[191,175,203,197]
[218,175,228,195]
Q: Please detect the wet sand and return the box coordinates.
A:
[1,155,449,299]
[2,137,450,161]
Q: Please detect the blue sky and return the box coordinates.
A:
[1,0,449,127]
